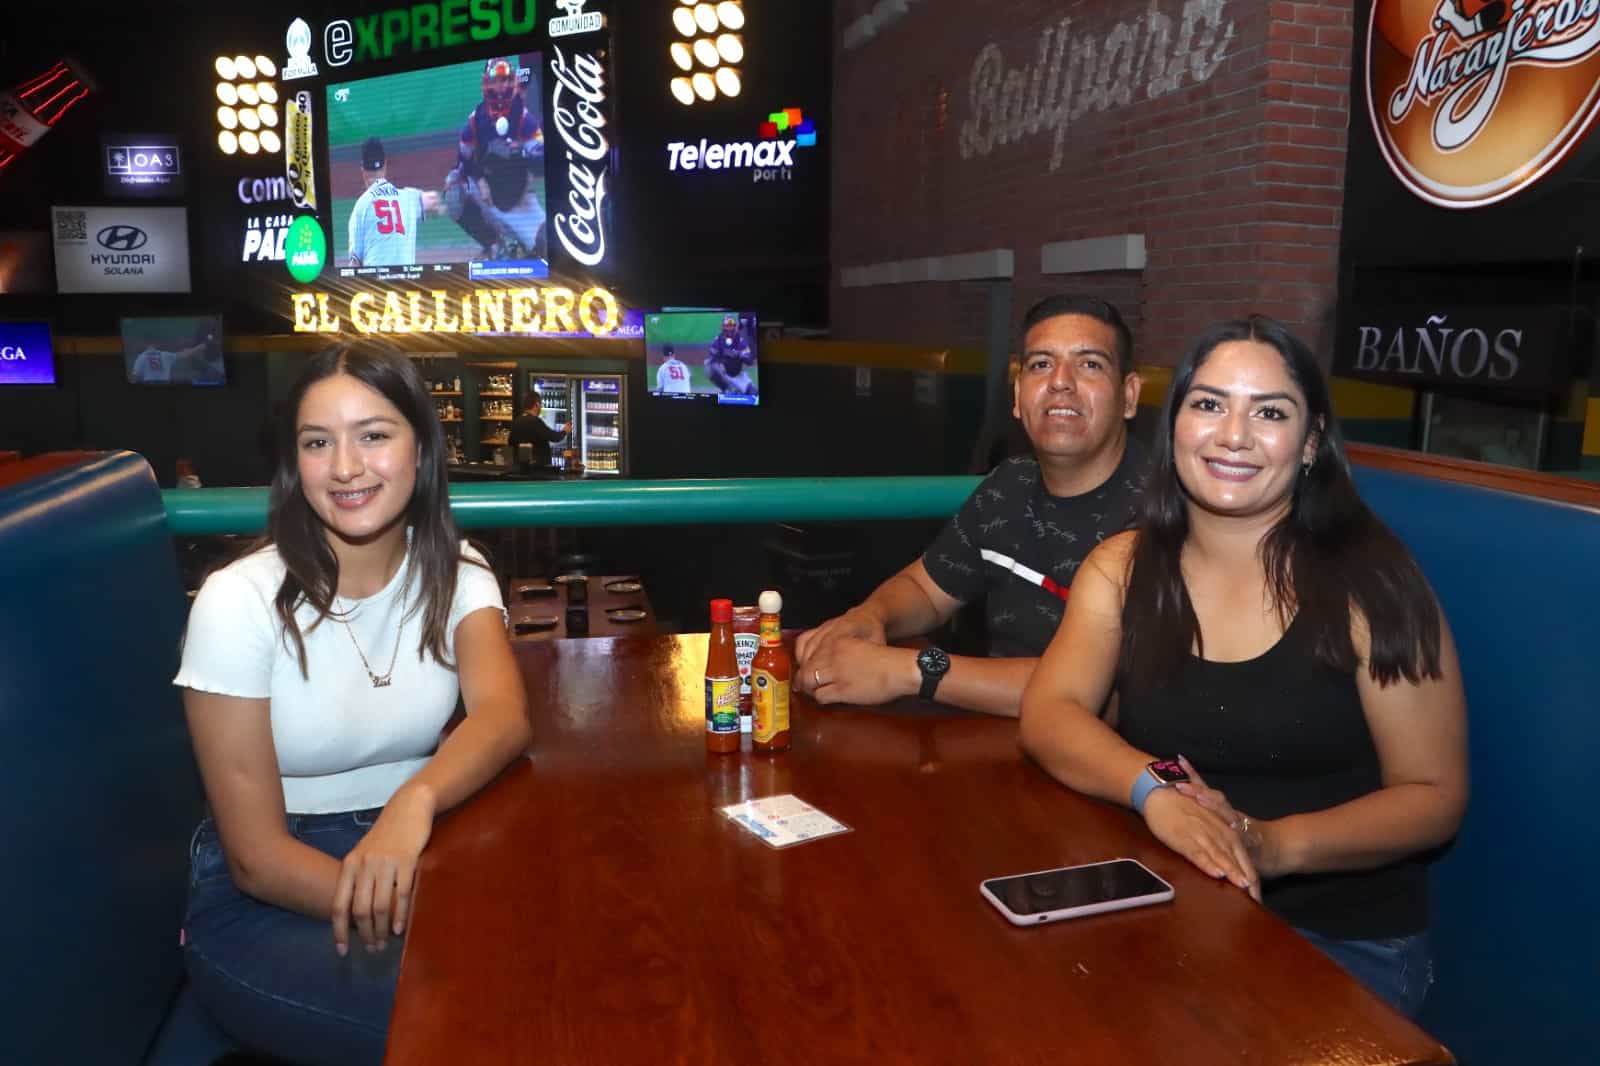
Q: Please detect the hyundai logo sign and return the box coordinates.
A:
[96,225,149,251]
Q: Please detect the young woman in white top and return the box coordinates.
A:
[175,343,530,1065]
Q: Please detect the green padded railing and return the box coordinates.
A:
[161,477,985,535]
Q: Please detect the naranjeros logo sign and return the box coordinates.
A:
[1368,0,1600,209]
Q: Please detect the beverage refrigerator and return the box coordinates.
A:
[524,371,628,475]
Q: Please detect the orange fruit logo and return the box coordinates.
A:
[1367,0,1600,208]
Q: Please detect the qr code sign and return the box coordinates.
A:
[56,210,87,242]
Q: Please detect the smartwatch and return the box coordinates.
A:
[1130,758,1189,813]
[916,646,951,701]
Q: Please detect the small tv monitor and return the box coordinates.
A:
[326,51,548,283]
[0,321,57,385]
[645,311,761,406]
[121,315,225,385]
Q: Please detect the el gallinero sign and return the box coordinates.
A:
[1366,0,1600,208]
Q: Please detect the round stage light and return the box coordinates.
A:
[717,2,745,31]
[671,77,695,105]
[693,39,720,67]
[260,129,282,154]
[672,7,697,36]
[716,33,743,63]
[694,3,720,33]
[234,55,256,79]
[254,55,277,78]
[692,71,716,101]
[216,82,238,105]
[217,106,238,130]
[238,83,259,106]
[215,56,236,80]
[258,103,278,127]
[670,41,693,71]
[238,107,260,130]
[239,130,261,155]
[715,67,741,98]
[257,82,278,104]
[218,130,238,154]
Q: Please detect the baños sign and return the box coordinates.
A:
[1335,305,1570,393]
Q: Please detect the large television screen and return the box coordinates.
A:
[121,315,225,386]
[0,321,56,385]
[327,53,547,283]
[645,311,761,406]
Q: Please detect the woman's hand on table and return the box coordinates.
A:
[331,783,436,956]
[1172,756,1285,881]
[1142,785,1261,901]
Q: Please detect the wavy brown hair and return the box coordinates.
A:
[260,342,480,676]
[1121,316,1442,688]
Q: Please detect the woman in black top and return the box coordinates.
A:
[1020,316,1468,1017]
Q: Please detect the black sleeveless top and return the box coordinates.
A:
[1117,614,1427,939]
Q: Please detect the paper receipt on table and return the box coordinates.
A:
[719,794,853,849]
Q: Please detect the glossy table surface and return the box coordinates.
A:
[387,633,1452,1066]
[506,575,657,641]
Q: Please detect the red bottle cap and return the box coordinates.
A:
[709,598,733,623]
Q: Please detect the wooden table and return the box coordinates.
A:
[389,634,1452,1066]
[507,574,656,641]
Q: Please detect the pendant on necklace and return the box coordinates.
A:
[371,675,392,689]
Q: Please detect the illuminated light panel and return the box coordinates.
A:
[716,1,745,30]
[215,56,236,80]
[671,77,695,105]
[258,83,278,104]
[239,130,260,154]
[218,130,238,154]
[216,82,238,105]
[692,71,716,101]
[670,41,693,71]
[238,107,260,130]
[258,103,278,127]
[716,33,743,63]
[217,105,238,129]
[694,3,719,32]
[672,7,697,36]
[693,38,720,67]
[715,67,741,98]
[234,55,256,79]
[254,55,276,78]
[237,83,259,106]
[260,129,281,154]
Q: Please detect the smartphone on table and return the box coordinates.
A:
[979,858,1174,926]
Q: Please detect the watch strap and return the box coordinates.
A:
[917,649,946,701]
[1130,769,1165,813]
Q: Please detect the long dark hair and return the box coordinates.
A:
[1121,315,1441,687]
[263,342,470,676]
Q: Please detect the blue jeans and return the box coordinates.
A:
[183,810,401,1066]
[1296,927,1433,1018]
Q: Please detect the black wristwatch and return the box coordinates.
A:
[916,646,951,701]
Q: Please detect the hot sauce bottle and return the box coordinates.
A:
[751,590,791,753]
[705,598,741,754]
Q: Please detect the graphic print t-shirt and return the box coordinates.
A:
[349,179,422,267]
[921,439,1147,657]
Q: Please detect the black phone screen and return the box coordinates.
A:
[983,860,1168,916]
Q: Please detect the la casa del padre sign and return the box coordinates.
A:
[1367,0,1600,208]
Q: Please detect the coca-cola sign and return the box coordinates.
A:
[548,40,612,272]
[1367,0,1600,209]
[1335,305,1569,393]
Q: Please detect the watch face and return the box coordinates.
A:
[918,647,950,675]
[1148,758,1188,784]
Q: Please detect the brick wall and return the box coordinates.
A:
[830,0,1351,367]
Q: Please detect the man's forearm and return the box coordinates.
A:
[861,570,945,641]
[933,654,1036,718]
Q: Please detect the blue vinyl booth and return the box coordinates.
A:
[0,450,1594,1064]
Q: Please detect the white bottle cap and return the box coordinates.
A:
[758,589,783,614]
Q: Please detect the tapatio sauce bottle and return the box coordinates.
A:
[705,598,741,754]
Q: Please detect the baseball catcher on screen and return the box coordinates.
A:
[703,315,758,397]
[445,56,547,261]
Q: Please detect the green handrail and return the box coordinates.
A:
[161,477,985,535]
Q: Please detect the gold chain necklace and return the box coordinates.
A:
[336,583,407,688]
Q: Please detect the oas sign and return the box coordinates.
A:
[1367,0,1600,209]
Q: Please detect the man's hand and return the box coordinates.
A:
[795,637,917,707]
[795,606,888,667]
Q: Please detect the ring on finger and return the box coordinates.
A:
[814,668,823,687]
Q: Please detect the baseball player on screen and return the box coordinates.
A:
[655,345,693,394]
[347,137,443,268]
[444,56,547,261]
[702,315,758,397]
[129,334,219,384]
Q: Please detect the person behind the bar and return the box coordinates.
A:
[1019,314,1468,1017]
[795,294,1145,717]
[175,342,530,1064]
[508,390,564,470]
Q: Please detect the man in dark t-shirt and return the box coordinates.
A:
[508,393,565,469]
[795,295,1146,717]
